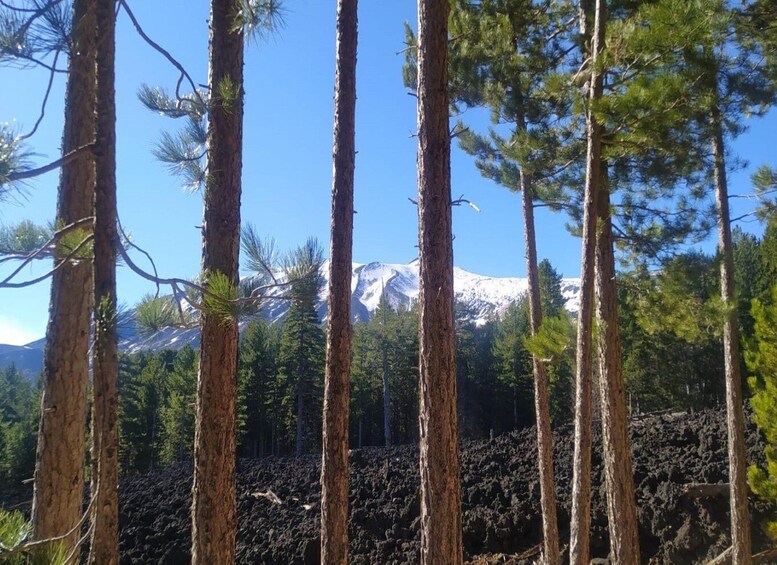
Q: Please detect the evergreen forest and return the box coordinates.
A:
[1,0,777,563]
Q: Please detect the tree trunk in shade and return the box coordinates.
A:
[416,0,463,563]
[89,0,119,561]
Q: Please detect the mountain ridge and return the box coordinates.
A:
[0,261,581,378]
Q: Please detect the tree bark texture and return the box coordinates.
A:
[320,1,357,562]
[520,171,560,565]
[416,0,463,563]
[383,307,392,447]
[570,1,605,563]
[31,0,95,554]
[89,0,118,562]
[595,171,641,564]
[190,0,244,562]
[712,98,752,565]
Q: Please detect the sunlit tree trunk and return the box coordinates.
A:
[320,2,357,562]
[570,1,605,563]
[595,168,640,564]
[382,304,392,447]
[191,0,244,561]
[520,170,560,565]
[31,0,95,555]
[89,0,118,561]
[416,0,462,562]
[711,90,751,565]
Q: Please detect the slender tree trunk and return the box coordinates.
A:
[296,382,305,456]
[570,1,605,563]
[382,305,392,447]
[595,168,640,564]
[711,96,751,565]
[190,0,244,561]
[31,0,95,554]
[320,2,357,561]
[520,171,560,565]
[416,0,462,562]
[89,0,118,561]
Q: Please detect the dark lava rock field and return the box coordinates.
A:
[111,409,777,564]
[3,409,774,563]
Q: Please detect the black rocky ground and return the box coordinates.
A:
[3,409,775,564]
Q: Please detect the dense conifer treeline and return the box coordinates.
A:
[0,224,773,479]
[1,0,777,561]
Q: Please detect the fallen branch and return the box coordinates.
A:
[707,546,777,565]
[251,489,282,504]
[682,483,730,498]
[681,483,752,498]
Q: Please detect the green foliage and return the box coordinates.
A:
[633,253,721,343]
[216,76,240,114]
[202,270,240,324]
[492,299,534,429]
[237,0,287,42]
[0,221,51,255]
[134,294,182,335]
[0,125,33,197]
[524,312,574,365]
[240,225,278,285]
[158,346,197,466]
[619,259,727,413]
[0,509,66,565]
[52,218,93,261]
[752,166,777,219]
[237,319,279,457]
[275,239,325,455]
[351,295,420,446]
[0,366,39,487]
[445,0,578,202]
[747,284,777,538]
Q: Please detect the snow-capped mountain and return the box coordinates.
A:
[0,261,581,378]
[345,260,581,323]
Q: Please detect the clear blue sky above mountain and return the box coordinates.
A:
[0,0,774,345]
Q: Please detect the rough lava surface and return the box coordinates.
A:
[91,408,774,564]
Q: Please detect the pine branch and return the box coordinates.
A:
[18,47,59,140]
[0,232,93,288]
[118,0,205,109]
[5,142,95,183]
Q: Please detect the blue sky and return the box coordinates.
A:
[0,0,774,345]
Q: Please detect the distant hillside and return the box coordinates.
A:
[0,261,581,379]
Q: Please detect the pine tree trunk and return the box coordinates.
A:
[520,171,560,565]
[296,382,305,457]
[595,168,640,564]
[570,1,605,563]
[320,2,357,562]
[89,0,118,561]
[31,0,95,554]
[416,0,462,562]
[383,307,392,447]
[711,97,752,565]
[190,0,243,561]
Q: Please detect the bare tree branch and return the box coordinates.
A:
[7,142,95,182]
[19,48,60,140]
[118,0,205,109]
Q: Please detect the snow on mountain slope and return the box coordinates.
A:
[1,261,581,377]
[336,260,580,325]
